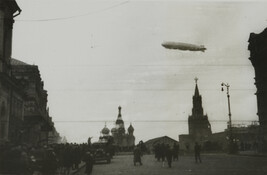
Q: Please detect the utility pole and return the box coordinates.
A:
[221,82,235,154]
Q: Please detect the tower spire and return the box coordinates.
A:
[194,77,200,96]
[116,106,124,125]
[194,77,198,84]
[118,106,122,118]
[118,106,121,115]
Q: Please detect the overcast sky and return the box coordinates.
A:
[12,0,267,143]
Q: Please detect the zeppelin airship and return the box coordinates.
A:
[162,41,206,52]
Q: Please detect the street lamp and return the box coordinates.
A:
[221,82,235,154]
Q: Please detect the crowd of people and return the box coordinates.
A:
[0,141,202,174]
[0,142,93,175]
[132,141,181,168]
[132,141,203,169]
[153,142,180,168]
[152,142,202,168]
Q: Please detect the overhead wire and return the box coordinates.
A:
[53,119,259,123]
[47,88,256,92]
[33,64,253,67]
[15,1,129,22]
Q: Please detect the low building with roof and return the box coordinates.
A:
[145,136,179,153]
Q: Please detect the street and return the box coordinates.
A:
[74,154,267,175]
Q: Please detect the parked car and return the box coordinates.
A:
[92,141,111,164]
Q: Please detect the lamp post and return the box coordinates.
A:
[221,82,235,154]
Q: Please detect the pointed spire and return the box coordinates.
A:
[118,106,121,115]
[194,77,200,96]
[118,106,122,119]
[116,106,124,125]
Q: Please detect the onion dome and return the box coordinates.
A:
[128,123,134,133]
[101,125,110,135]
[118,127,125,133]
[111,127,118,133]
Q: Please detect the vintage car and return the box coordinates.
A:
[92,141,111,164]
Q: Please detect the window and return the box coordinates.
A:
[1,102,6,119]
[0,123,6,138]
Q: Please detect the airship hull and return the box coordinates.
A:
[162,42,206,52]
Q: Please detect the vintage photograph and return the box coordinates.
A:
[0,0,267,174]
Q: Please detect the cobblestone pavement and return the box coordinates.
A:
[74,154,267,175]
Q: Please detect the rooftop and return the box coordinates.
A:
[10,58,30,66]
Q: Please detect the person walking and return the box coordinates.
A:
[194,142,202,163]
[165,144,172,168]
[159,143,166,167]
[41,148,58,175]
[62,144,72,175]
[82,151,94,175]
[172,143,179,161]
[133,145,142,166]
[154,143,160,161]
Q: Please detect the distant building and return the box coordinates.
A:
[61,136,68,144]
[230,123,260,151]
[248,28,267,152]
[179,78,212,151]
[110,106,135,151]
[145,136,178,153]
[209,123,260,152]
[179,78,261,152]
[48,121,61,144]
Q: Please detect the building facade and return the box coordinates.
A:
[208,123,260,152]
[0,0,23,144]
[248,28,267,152]
[11,58,60,146]
[0,0,59,146]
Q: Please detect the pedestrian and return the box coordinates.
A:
[72,145,81,170]
[41,148,58,175]
[82,151,94,175]
[19,145,31,175]
[165,144,172,168]
[8,145,23,174]
[62,145,72,175]
[159,143,166,167]
[172,143,179,161]
[194,142,202,163]
[133,145,142,166]
[154,143,160,161]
